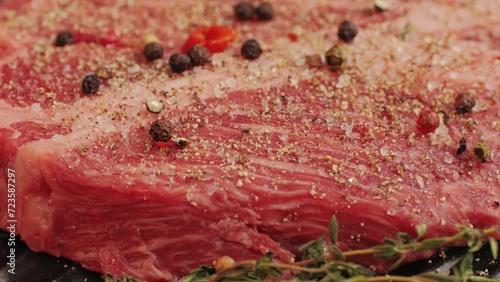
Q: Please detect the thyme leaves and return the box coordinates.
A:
[178,217,500,282]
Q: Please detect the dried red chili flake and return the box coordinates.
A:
[182,26,237,53]
[287,33,298,42]
[416,108,439,134]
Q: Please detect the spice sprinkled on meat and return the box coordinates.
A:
[256,2,274,21]
[241,39,262,60]
[454,93,476,114]
[169,53,192,73]
[81,74,100,95]
[188,44,211,67]
[337,20,358,43]
[149,119,174,142]
[143,42,164,62]
[55,30,74,47]
[234,1,254,21]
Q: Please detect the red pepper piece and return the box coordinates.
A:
[416,108,440,134]
[182,26,237,53]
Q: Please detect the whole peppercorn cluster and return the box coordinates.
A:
[169,44,212,73]
[234,1,274,21]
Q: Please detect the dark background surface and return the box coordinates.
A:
[0,230,499,282]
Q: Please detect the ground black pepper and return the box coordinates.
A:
[241,39,262,60]
[169,53,192,73]
[456,137,466,155]
[55,30,74,47]
[188,45,211,66]
[234,1,254,20]
[256,2,274,21]
[143,42,164,61]
[81,74,100,95]
[149,120,174,142]
[454,93,475,114]
[337,20,358,43]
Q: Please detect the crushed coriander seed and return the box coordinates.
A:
[374,0,390,12]
[145,100,165,114]
[306,54,323,68]
[473,141,490,163]
[95,67,113,79]
[325,44,347,69]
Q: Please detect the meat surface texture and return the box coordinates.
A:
[0,0,499,281]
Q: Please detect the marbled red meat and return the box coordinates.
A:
[0,0,499,281]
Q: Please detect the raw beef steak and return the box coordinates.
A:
[0,0,499,281]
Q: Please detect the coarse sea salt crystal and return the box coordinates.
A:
[336,74,351,89]
[443,153,454,164]
[380,146,389,157]
[415,175,425,188]
[31,103,41,111]
[127,64,141,74]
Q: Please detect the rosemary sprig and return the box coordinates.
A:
[178,217,499,282]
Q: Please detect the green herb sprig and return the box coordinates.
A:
[177,217,499,282]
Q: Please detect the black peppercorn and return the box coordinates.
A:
[256,2,274,21]
[149,120,174,142]
[143,42,164,61]
[454,93,475,114]
[81,74,100,95]
[241,39,262,60]
[55,30,74,47]
[188,45,211,66]
[234,1,254,21]
[169,53,192,73]
[337,20,358,42]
